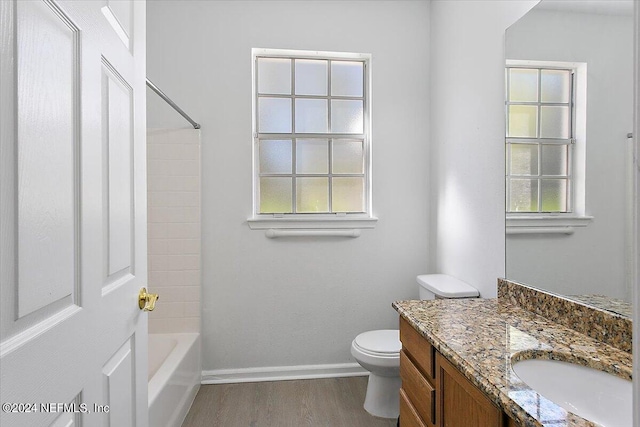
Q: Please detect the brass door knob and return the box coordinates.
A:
[139,287,159,311]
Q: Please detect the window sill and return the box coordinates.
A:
[247,215,378,237]
[506,215,593,235]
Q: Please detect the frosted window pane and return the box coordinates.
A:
[331,61,363,97]
[260,177,292,213]
[510,144,538,176]
[333,140,363,174]
[541,70,570,103]
[332,177,364,213]
[508,105,538,138]
[295,59,327,96]
[296,178,329,213]
[541,179,567,212]
[331,100,363,134]
[296,139,328,174]
[509,68,538,102]
[260,140,292,173]
[259,98,291,133]
[541,145,568,176]
[258,58,291,95]
[509,179,538,212]
[295,99,328,133]
[540,106,569,139]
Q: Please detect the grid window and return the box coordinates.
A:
[506,67,574,213]
[254,52,369,215]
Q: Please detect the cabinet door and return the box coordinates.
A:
[400,317,435,381]
[400,351,436,426]
[400,389,428,427]
[436,352,504,427]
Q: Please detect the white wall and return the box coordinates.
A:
[430,0,538,298]
[505,10,633,301]
[147,1,431,372]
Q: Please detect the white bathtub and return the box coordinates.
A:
[149,333,201,427]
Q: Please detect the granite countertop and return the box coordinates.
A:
[568,294,633,319]
[392,298,633,427]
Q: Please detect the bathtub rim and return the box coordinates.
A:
[148,332,200,407]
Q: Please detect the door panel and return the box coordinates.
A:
[16,0,79,319]
[102,58,134,284]
[49,397,82,427]
[1,6,90,425]
[101,0,133,50]
[102,338,135,427]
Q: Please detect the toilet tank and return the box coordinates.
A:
[417,274,479,300]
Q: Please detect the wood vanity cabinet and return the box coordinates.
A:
[399,317,522,427]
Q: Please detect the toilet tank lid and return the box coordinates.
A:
[416,274,479,298]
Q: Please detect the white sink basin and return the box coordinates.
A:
[511,358,632,427]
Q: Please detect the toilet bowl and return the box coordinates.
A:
[350,330,401,419]
[351,274,479,419]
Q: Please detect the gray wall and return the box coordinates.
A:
[429,0,539,297]
[147,0,431,372]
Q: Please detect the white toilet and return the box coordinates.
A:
[350,274,479,419]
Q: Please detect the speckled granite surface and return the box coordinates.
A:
[498,279,632,353]
[392,297,633,427]
[568,294,633,318]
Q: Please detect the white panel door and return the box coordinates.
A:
[0,1,148,426]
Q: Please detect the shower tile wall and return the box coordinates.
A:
[147,128,201,333]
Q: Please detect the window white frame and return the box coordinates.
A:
[248,48,377,231]
[505,60,592,234]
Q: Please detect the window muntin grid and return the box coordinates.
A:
[255,54,369,215]
[506,66,574,213]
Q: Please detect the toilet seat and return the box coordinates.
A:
[353,330,401,356]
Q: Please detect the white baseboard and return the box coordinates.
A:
[201,363,367,385]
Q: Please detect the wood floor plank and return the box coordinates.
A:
[181,377,398,427]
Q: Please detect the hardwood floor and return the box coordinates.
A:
[181,376,398,427]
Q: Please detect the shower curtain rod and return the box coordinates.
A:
[146,78,201,129]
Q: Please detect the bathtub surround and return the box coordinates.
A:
[146,128,203,427]
[147,128,201,334]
